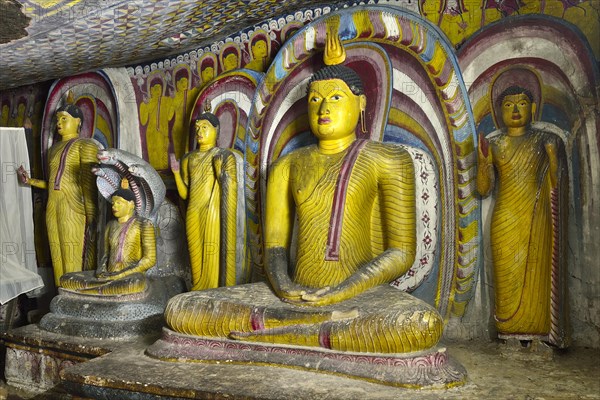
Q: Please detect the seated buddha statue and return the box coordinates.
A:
[59,183,156,296]
[162,33,443,355]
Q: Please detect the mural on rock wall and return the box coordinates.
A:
[127,6,331,172]
[417,0,599,57]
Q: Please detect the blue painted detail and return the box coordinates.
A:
[383,124,430,153]
[280,131,317,156]
[541,105,570,132]
[339,13,357,40]
[453,123,473,142]
[477,115,496,136]
[419,31,436,64]
[93,129,109,149]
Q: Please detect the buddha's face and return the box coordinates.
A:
[308,78,366,141]
[195,119,217,146]
[501,93,534,129]
[111,196,135,219]
[223,53,238,71]
[150,83,162,98]
[56,111,80,137]
[176,77,188,91]
[201,66,215,83]
[252,40,268,59]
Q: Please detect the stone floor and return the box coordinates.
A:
[1,338,599,400]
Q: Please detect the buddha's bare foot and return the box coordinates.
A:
[331,307,359,321]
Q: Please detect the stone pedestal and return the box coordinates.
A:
[0,324,149,392]
[39,276,185,339]
[146,328,466,389]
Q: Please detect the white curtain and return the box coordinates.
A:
[0,128,43,304]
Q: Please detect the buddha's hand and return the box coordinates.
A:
[281,286,338,306]
[169,153,180,173]
[278,282,311,302]
[478,132,492,167]
[95,266,107,278]
[16,165,30,185]
[299,287,338,306]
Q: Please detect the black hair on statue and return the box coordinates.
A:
[56,104,84,123]
[196,112,220,129]
[112,188,136,203]
[497,86,534,106]
[307,65,364,96]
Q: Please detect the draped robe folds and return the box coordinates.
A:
[488,129,566,344]
[183,147,238,290]
[46,138,99,286]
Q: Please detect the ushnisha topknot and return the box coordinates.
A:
[307,23,364,96]
[56,104,84,122]
[497,85,534,106]
[307,65,365,96]
[196,112,220,129]
[113,178,135,202]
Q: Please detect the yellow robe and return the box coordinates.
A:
[489,130,558,337]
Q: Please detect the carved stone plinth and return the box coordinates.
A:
[146,328,466,389]
[0,324,128,392]
[39,276,185,339]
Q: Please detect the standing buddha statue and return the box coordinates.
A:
[477,84,569,348]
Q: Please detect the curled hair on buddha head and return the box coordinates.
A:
[112,178,136,203]
[196,112,220,130]
[56,103,84,123]
[112,188,135,203]
[307,65,364,96]
[497,86,534,106]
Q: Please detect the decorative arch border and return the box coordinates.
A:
[41,72,121,178]
[245,6,478,320]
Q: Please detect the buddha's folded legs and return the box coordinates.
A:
[164,283,442,353]
[60,271,147,295]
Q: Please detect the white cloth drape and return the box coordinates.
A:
[0,128,44,304]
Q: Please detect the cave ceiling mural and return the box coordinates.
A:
[1,0,598,91]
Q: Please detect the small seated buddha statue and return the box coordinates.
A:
[59,181,156,296]
[39,153,186,339]
[161,33,443,355]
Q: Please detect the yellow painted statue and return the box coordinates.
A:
[170,113,239,290]
[140,77,172,170]
[163,36,443,354]
[477,85,568,347]
[18,104,100,287]
[59,185,156,295]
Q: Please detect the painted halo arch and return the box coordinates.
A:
[188,69,264,154]
[244,6,478,320]
[41,72,121,179]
